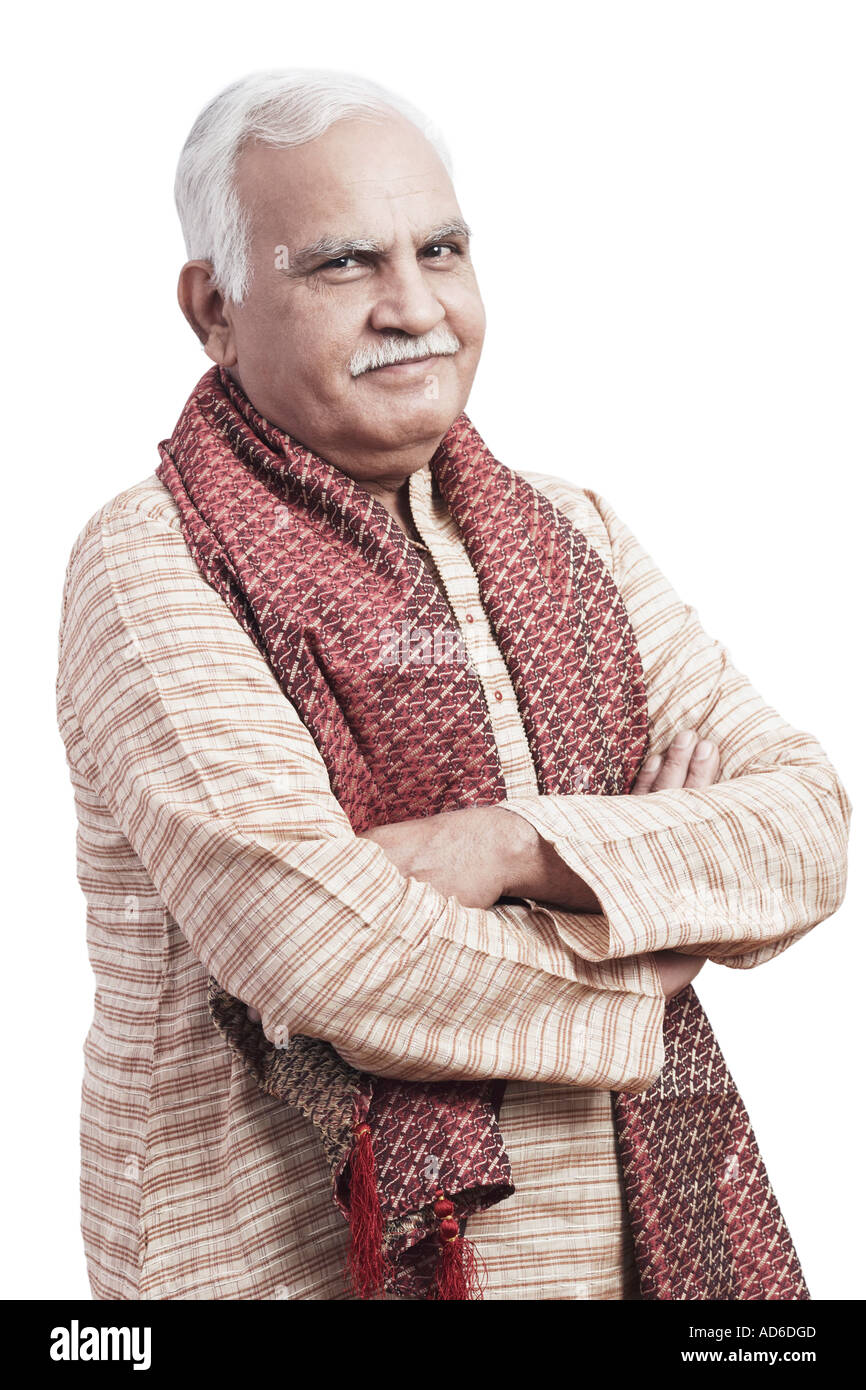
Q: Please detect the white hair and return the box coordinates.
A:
[175,68,453,305]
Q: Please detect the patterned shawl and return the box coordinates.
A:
[156,365,808,1300]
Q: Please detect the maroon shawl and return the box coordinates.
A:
[156,366,808,1300]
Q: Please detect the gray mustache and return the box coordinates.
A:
[349,328,461,377]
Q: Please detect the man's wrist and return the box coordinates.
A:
[488,805,543,899]
[491,805,602,912]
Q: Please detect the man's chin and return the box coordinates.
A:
[366,392,464,439]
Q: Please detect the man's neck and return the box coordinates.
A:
[360,472,418,538]
[318,429,447,539]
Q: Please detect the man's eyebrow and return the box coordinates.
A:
[281,219,473,275]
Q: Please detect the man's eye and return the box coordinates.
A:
[424,243,458,261]
[320,255,361,271]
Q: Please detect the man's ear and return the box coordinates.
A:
[177,261,238,367]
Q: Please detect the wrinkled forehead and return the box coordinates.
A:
[233,115,460,249]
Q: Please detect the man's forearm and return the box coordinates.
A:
[357,802,600,911]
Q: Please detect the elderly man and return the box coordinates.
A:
[56,69,849,1302]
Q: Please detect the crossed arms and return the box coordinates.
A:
[56,483,851,1092]
[355,731,723,1003]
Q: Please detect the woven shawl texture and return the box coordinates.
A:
[156,366,808,1300]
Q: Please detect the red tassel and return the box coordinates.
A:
[432,1230,486,1300]
[347,1123,385,1299]
[430,1193,486,1300]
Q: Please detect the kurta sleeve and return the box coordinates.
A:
[502,487,851,970]
[57,499,665,1090]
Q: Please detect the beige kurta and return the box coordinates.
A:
[54,457,850,1300]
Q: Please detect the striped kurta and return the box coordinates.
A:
[54,457,850,1300]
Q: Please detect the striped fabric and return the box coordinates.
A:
[54,457,850,1300]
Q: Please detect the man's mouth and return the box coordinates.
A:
[366,352,450,375]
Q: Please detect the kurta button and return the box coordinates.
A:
[465,612,474,623]
[494,689,503,702]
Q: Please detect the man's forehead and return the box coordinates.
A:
[235,124,457,239]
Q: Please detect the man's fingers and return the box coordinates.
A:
[648,729,698,790]
[632,732,721,795]
[683,740,720,789]
[630,753,663,794]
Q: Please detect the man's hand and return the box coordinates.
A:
[630,729,720,794]
[358,804,523,909]
[651,949,708,999]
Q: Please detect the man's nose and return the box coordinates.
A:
[368,258,447,338]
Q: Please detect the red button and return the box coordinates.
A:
[494,689,503,702]
[465,612,474,623]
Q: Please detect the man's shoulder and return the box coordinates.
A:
[58,476,188,636]
[64,475,184,571]
[77,475,182,543]
[511,467,613,560]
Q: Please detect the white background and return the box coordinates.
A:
[2,0,863,1299]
